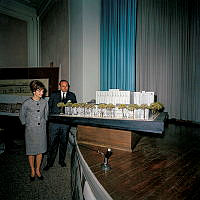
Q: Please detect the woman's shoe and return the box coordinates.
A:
[35,168,44,180]
[37,175,44,180]
[30,176,35,182]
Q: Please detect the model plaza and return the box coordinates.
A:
[59,90,163,121]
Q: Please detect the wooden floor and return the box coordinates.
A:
[78,122,200,200]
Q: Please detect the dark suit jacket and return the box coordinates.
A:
[49,90,77,114]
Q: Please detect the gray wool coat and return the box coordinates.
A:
[19,97,48,155]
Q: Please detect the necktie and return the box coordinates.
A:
[62,93,65,101]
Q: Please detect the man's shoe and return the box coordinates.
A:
[59,162,66,167]
[43,164,52,171]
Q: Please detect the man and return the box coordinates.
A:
[44,80,77,170]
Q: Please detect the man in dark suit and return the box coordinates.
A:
[44,80,77,170]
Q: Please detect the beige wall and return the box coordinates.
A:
[69,0,101,102]
[40,0,69,80]
[0,13,28,68]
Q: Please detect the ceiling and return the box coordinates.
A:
[14,0,51,11]
[13,0,54,16]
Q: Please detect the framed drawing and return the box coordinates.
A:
[0,79,49,96]
[0,67,59,96]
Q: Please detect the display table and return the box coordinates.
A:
[49,112,167,133]
[49,112,168,152]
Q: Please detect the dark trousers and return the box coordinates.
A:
[47,123,70,166]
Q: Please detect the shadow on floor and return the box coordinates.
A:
[0,140,72,200]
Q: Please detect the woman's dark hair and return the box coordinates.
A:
[29,80,45,93]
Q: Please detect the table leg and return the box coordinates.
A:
[131,131,142,151]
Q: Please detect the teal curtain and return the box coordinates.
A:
[100,0,137,91]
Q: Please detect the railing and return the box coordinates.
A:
[69,127,113,200]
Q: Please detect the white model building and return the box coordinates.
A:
[96,90,155,120]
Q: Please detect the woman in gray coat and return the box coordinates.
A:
[19,80,48,181]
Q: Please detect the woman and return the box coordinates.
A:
[19,80,48,181]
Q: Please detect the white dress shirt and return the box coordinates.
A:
[61,91,66,100]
